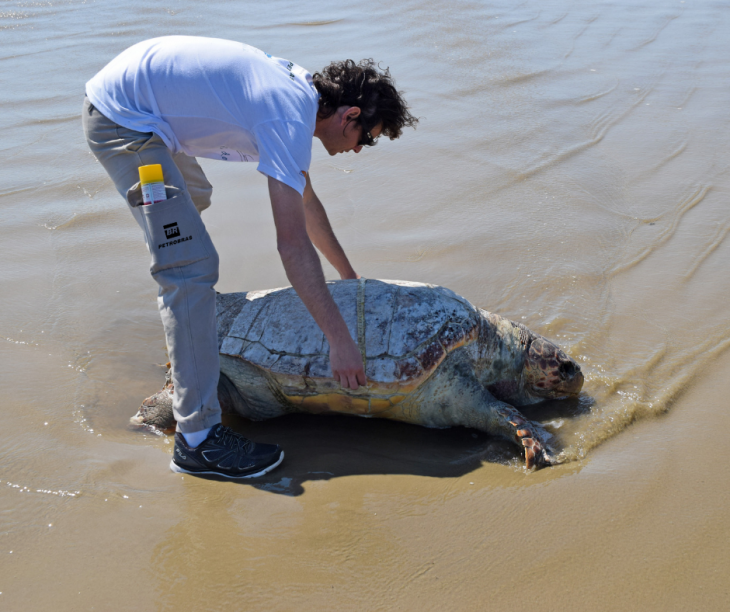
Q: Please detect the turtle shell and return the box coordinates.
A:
[216,279,480,415]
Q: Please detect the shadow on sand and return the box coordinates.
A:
[210,394,593,496]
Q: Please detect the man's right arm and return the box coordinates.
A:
[267,176,366,390]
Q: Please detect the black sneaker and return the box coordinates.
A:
[170,423,284,479]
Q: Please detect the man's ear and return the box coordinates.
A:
[342,106,361,124]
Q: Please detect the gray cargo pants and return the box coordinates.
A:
[82,96,221,434]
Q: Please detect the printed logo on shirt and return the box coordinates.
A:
[220,147,256,162]
[300,170,307,178]
[263,53,295,80]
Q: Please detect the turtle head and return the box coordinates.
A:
[522,333,583,400]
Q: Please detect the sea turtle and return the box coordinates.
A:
[133,279,584,468]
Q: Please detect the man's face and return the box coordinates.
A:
[320,106,383,156]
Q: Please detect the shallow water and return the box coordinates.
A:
[1,0,729,609]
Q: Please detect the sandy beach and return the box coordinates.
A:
[1,0,729,609]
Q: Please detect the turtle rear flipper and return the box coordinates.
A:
[130,374,175,433]
[131,370,245,434]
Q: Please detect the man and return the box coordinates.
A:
[82,36,417,479]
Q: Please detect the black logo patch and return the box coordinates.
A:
[164,222,181,239]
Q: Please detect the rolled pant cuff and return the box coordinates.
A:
[176,410,222,434]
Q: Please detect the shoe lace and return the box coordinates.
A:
[215,426,255,454]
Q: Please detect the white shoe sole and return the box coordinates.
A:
[170,450,284,479]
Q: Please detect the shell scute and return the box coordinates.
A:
[329,281,358,348]
[300,354,331,379]
[241,342,280,369]
[433,287,479,324]
[220,336,246,357]
[368,398,392,414]
[229,297,271,342]
[394,355,425,381]
[416,338,446,372]
[388,286,449,355]
[363,281,399,356]
[273,353,313,376]
[438,321,467,352]
[365,357,399,382]
[226,296,260,340]
[215,292,245,318]
[293,393,369,415]
[385,283,478,357]
[257,289,323,354]
[216,293,247,348]
[431,285,475,311]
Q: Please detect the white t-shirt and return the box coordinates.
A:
[86,36,319,195]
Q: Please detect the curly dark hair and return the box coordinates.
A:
[312,59,418,142]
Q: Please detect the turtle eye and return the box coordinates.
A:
[558,361,576,379]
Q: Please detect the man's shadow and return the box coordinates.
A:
[221,394,593,496]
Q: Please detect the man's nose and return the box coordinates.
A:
[353,145,363,154]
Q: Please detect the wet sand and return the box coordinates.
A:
[1,0,729,609]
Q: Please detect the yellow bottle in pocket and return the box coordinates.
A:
[139,164,166,205]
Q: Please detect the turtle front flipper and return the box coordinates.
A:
[130,369,176,433]
[493,404,555,469]
[460,394,556,469]
[399,350,556,469]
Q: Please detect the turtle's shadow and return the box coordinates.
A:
[219,395,592,496]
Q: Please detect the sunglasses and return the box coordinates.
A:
[358,123,378,147]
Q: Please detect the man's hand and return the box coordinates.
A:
[268,176,366,389]
[329,334,367,390]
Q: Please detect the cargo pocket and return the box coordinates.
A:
[126,183,213,275]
